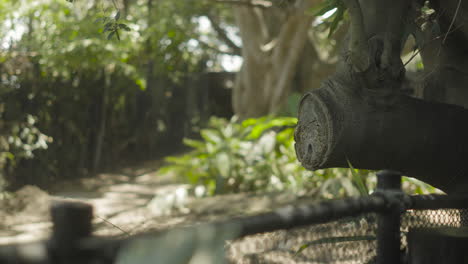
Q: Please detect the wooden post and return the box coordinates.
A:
[48,201,93,263]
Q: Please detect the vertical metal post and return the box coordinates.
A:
[48,201,93,263]
[376,170,402,264]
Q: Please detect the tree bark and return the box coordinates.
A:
[232,0,332,119]
[418,0,468,109]
[92,73,109,171]
[295,79,468,193]
[295,0,468,193]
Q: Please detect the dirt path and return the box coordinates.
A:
[0,160,310,246]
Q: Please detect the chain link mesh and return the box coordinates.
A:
[226,208,468,263]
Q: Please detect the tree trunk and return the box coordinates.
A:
[295,0,468,193]
[232,0,332,119]
[92,74,109,171]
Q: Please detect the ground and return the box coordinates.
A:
[0,159,313,246]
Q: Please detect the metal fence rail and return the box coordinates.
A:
[1,170,467,264]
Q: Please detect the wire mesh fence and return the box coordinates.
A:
[226,208,468,264]
[227,214,378,263]
[1,170,468,264]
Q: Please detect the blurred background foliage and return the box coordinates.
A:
[0,0,432,198]
[0,0,232,190]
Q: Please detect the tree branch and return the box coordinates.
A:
[233,4,270,64]
[213,0,272,9]
[206,14,242,56]
[342,0,370,72]
[197,39,240,56]
[295,80,468,193]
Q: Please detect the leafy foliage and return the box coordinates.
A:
[96,11,131,41]
[161,117,375,197]
[160,116,300,195]
[0,0,227,189]
[309,0,346,37]
[347,159,369,196]
[0,112,51,190]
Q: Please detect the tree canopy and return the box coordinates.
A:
[0,0,240,189]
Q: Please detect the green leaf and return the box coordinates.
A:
[315,5,336,17]
[246,117,297,140]
[115,11,121,21]
[328,1,345,38]
[276,128,294,146]
[183,138,205,150]
[119,23,131,31]
[200,129,222,145]
[2,152,15,161]
[307,0,338,16]
[135,78,146,90]
[167,31,176,38]
[165,155,192,165]
[346,159,369,196]
[107,31,115,40]
[103,22,113,33]
[241,116,267,127]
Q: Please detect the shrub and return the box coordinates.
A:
[160,116,376,197]
[161,116,440,197]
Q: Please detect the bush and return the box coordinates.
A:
[161,116,370,197]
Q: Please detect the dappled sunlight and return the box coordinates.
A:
[1,0,465,261]
[0,159,322,247]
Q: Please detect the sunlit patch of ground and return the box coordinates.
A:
[0,159,314,247]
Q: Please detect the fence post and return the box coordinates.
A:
[376,170,402,264]
[48,201,93,263]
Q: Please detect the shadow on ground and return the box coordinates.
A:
[0,159,314,246]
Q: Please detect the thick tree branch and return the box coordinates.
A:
[342,0,369,72]
[269,15,313,112]
[295,0,468,194]
[233,5,270,63]
[206,14,242,56]
[295,81,468,193]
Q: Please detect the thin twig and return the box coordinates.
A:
[403,23,463,67]
[433,0,463,59]
[442,0,462,44]
[198,39,240,56]
[96,215,131,236]
[403,50,421,67]
[205,14,242,55]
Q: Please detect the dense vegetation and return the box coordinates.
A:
[0,0,230,189]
